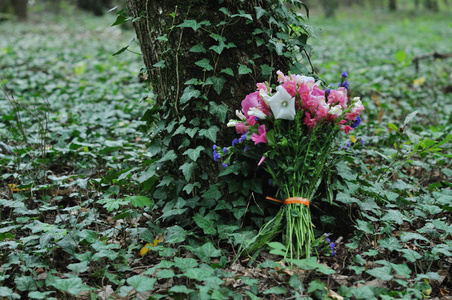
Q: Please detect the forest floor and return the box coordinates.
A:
[0,3,451,300]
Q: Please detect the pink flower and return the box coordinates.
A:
[328,87,348,108]
[246,115,258,126]
[312,85,325,97]
[340,125,353,134]
[258,156,266,166]
[256,82,267,91]
[251,125,268,144]
[235,122,249,134]
[241,91,270,118]
[315,103,329,121]
[282,80,297,97]
[303,112,317,130]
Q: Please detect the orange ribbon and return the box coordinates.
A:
[266,196,310,206]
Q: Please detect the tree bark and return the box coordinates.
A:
[125,0,303,186]
[389,0,397,11]
[11,0,27,21]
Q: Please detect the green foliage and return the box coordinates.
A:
[0,3,451,299]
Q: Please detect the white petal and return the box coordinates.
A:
[248,107,267,119]
[268,86,296,120]
[235,110,246,120]
[227,120,238,127]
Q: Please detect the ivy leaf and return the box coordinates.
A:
[400,232,429,243]
[189,44,207,53]
[255,6,267,20]
[366,266,393,281]
[390,263,411,278]
[260,64,274,76]
[238,64,252,75]
[210,76,227,95]
[403,110,418,126]
[158,150,177,163]
[174,257,199,273]
[193,214,217,235]
[180,86,201,104]
[202,185,222,200]
[198,126,219,143]
[221,68,234,76]
[183,146,205,161]
[194,242,222,262]
[209,102,228,123]
[67,261,90,274]
[177,19,202,31]
[165,225,187,244]
[169,285,194,294]
[46,275,85,295]
[179,162,196,181]
[351,286,375,299]
[127,275,156,293]
[263,286,287,295]
[126,196,153,208]
[195,58,213,71]
[15,276,37,291]
[381,210,405,225]
[184,268,212,281]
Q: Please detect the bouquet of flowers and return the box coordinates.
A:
[214,71,365,259]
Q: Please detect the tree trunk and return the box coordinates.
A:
[389,0,397,11]
[125,0,308,189]
[320,0,339,18]
[11,0,27,21]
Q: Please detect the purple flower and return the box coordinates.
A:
[239,132,247,142]
[360,137,365,146]
[341,71,348,78]
[222,163,228,168]
[339,81,349,90]
[213,145,217,150]
[213,149,220,161]
[351,115,361,128]
[232,138,239,146]
[223,147,227,154]
[244,146,250,153]
[346,142,351,148]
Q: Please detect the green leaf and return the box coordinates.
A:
[260,64,274,76]
[195,58,213,71]
[210,76,227,95]
[193,214,217,235]
[169,285,194,294]
[165,225,187,244]
[46,275,85,295]
[202,185,222,200]
[255,7,266,20]
[126,196,153,208]
[366,266,393,281]
[400,232,429,243]
[351,286,375,299]
[184,268,212,280]
[381,210,405,225]
[198,126,219,143]
[67,261,89,273]
[209,102,228,122]
[183,146,205,161]
[15,276,37,291]
[395,50,407,63]
[127,275,156,293]
[189,44,207,53]
[180,86,201,104]
[158,150,177,163]
[152,60,165,68]
[221,68,234,76]
[174,257,199,273]
[388,123,399,132]
[238,64,252,75]
[378,237,402,251]
[179,162,196,181]
[403,111,418,126]
[263,286,287,295]
[390,263,411,278]
[291,257,335,275]
[177,19,202,31]
[157,269,175,279]
[192,242,222,262]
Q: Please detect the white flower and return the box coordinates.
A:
[227,120,238,127]
[248,107,267,119]
[259,89,271,105]
[235,110,246,120]
[328,105,343,117]
[268,85,296,120]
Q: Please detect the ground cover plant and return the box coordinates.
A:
[0,2,451,299]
